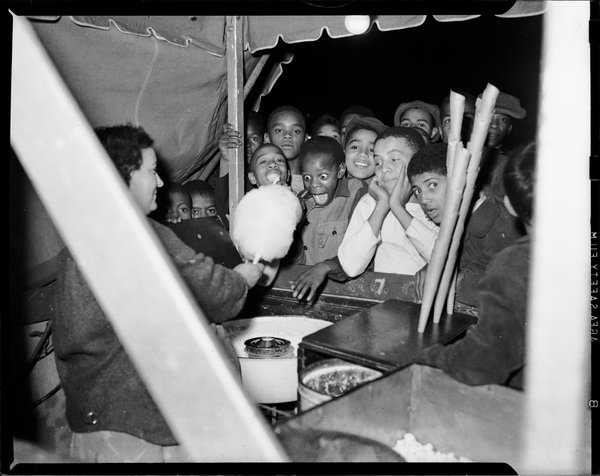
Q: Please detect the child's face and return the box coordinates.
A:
[374,137,415,194]
[410,172,448,225]
[316,124,341,144]
[190,193,217,218]
[245,120,264,162]
[486,113,513,149]
[344,128,377,180]
[166,191,192,221]
[440,102,452,144]
[301,153,345,206]
[265,110,306,160]
[399,108,437,144]
[440,102,476,144]
[248,144,290,187]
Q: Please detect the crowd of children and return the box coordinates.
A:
[150,89,533,387]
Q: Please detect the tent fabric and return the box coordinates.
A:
[31,17,262,183]
[61,2,546,53]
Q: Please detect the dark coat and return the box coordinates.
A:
[416,235,530,390]
[52,218,248,445]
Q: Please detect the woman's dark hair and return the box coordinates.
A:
[95,124,154,186]
[504,141,536,225]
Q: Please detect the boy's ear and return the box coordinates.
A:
[248,172,258,186]
[503,195,518,217]
[431,126,439,140]
[263,132,271,144]
[337,162,347,179]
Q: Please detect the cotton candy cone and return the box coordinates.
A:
[231,185,302,262]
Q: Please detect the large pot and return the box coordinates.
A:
[222,316,332,404]
[298,358,383,412]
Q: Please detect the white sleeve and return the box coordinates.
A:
[338,196,380,277]
[405,203,439,262]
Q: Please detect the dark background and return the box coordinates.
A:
[260,13,543,149]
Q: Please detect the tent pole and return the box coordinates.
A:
[520,2,591,473]
[226,16,245,224]
[10,13,289,462]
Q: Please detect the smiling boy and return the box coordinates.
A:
[343,116,387,182]
[393,100,441,144]
[247,143,290,187]
[289,136,368,302]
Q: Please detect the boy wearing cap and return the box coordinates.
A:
[477,91,527,201]
[343,116,388,183]
[394,100,441,144]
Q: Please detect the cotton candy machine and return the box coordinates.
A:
[222,316,333,404]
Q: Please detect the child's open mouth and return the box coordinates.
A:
[312,193,329,205]
[426,208,440,222]
[266,171,283,184]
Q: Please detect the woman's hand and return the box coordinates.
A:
[290,262,331,303]
[233,262,265,288]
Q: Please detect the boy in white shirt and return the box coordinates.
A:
[338,127,438,277]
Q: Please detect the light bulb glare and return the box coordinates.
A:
[344,15,370,35]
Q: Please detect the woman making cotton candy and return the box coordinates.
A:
[53,124,265,463]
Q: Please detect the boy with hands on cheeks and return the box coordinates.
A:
[338,127,437,278]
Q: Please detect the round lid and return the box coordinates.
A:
[244,336,292,358]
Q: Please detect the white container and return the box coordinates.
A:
[222,316,332,404]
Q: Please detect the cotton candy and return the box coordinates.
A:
[231,185,303,263]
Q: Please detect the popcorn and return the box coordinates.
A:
[393,433,471,463]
